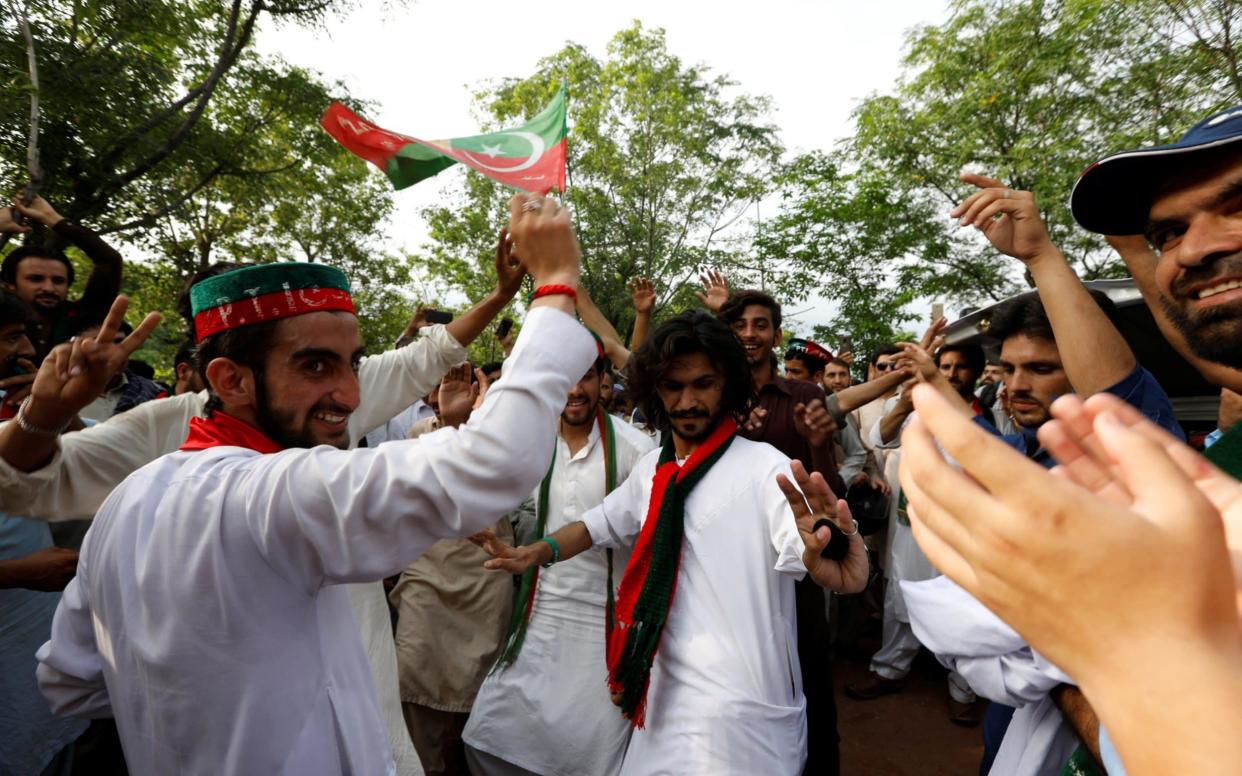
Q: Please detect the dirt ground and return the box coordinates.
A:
[834,651,985,775]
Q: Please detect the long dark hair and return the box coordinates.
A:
[626,310,754,432]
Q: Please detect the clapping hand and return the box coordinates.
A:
[494,227,526,300]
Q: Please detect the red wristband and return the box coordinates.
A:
[531,284,578,302]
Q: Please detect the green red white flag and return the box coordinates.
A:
[320,85,567,194]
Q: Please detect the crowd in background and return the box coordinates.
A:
[0,101,1240,776]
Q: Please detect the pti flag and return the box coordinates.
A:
[321,85,567,194]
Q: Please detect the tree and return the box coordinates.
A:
[418,22,783,339]
[0,0,415,368]
[769,0,1242,343]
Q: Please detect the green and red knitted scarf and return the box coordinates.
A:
[493,408,620,670]
[606,417,738,728]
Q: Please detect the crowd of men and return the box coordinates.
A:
[0,100,1240,776]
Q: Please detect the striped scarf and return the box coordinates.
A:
[493,409,619,670]
[606,417,738,728]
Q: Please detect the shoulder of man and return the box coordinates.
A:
[611,415,658,454]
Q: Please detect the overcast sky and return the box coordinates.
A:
[258,0,952,335]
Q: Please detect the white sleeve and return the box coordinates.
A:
[868,400,908,450]
[761,459,809,579]
[582,454,653,550]
[350,323,467,444]
[0,391,203,521]
[36,571,112,719]
[228,307,596,588]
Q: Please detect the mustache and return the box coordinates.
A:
[668,409,710,419]
[309,400,353,418]
[1169,253,1242,299]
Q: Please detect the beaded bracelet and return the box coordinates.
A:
[540,536,561,568]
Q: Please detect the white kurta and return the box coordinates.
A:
[903,577,1078,776]
[582,437,809,776]
[1,324,468,776]
[34,308,595,776]
[464,418,655,776]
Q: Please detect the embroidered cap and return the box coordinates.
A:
[1070,104,1242,235]
[785,337,833,364]
[189,263,355,341]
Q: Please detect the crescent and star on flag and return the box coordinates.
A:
[319,84,568,194]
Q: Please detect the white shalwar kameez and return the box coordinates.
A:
[581,437,810,776]
[1,324,470,775]
[903,576,1079,776]
[464,418,654,776]
[35,308,595,776]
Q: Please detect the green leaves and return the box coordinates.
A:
[422,22,782,337]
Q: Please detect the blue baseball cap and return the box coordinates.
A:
[1071,104,1242,235]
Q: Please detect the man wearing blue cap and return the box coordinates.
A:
[1071,103,1242,478]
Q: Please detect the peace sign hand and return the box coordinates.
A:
[776,460,868,593]
[24,296,161,429]
[950,173,1057,264]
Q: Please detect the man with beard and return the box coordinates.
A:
[0,231,526,773]
[0,196,123,357]
[894,173,1183,776]
[463,349,654,776]
[1071,104,1242,479]
[935,344,989,422]
[718,289,845,775]
[475,310,868,775]
[33,195,596,774]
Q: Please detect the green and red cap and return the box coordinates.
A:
[189,263,355,342]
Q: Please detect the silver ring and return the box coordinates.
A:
[839,519,859,537]
[521,199,543,213]
[1002,189,1011,199]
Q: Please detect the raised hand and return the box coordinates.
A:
[950,173,1057,264]
[919,316,948,352]
[436,364,479,428]
[494,227,526,300]
[11,194,63,227]
[776,460,868,593]
[23,296,161,430]
[507,194,580,290]
[744,405,768,433]
[628,277,656,314]
[794,399,837,448]
[694,270,730,313]
[0,204,30,235]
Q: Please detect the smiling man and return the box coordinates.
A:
[33,196,596,775]
[1071,104,1242,480]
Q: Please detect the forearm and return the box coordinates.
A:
[629,310,651,350]
[53,220,123,309]
[1027,248,1135,396]
[0,398,72,471]
[576,290,631,370]
[835,371,907,414]
[526,520,595,565]
[445,290,510,348]
[1085,645,1242,776]
[879,402,912,444]
[1051,685,1103,767]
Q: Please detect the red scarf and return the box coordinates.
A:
[180,412,283,454]
[606,417,737,727]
